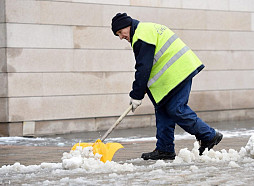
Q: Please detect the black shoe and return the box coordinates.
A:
[141,149,176,160]
[198,131,223,155]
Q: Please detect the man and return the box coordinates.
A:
[111,13,223,160]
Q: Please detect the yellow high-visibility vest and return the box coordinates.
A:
[132,22,203,103]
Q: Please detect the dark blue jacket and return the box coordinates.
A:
[129,20,204,108]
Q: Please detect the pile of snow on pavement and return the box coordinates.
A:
[61,146,136,172]
[61,135,254,170]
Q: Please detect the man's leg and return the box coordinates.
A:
[164,79,222,155]
[165,79,216,141]
[155,106,175,152]
[141,107,176,160]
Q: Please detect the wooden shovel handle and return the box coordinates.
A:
[101,105,132,142]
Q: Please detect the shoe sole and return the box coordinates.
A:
[142,156,175,160]
[142,154,176,160]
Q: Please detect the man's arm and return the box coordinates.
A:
[129,39,155,100]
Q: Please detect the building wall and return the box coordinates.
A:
[1,0,254,136]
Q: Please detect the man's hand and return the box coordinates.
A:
[129,98,142,112]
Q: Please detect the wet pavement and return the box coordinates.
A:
[1,119,253,166]
[0,136,250,167]
[0,120,254,185]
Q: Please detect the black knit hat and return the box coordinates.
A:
[111,13,132,36]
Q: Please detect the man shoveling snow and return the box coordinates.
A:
[111,13,223,160]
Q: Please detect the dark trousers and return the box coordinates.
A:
[155,79,216,152]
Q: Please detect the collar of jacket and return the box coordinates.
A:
[130,19,140,45]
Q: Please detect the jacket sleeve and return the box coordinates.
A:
[129,39,155,100]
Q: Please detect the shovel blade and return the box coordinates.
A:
[71,141,123,163]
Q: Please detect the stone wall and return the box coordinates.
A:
[0,0,254,136]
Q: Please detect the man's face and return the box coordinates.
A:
[116,26,131,43]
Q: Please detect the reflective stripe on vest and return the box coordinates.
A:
[153,34,178,65]
[148,45,189,87]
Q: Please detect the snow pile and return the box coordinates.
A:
[62,146,102,170]
[242,134,254,158]
[0,162,62,174]
[62,146,136,172]
[173,134,254,166]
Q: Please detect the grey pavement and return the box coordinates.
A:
[0,120,253,166]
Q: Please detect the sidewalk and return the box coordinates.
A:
[0,120,254,185]
[0,119,253,166]
[0,135,250,167]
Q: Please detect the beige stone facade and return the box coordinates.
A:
[0,0,254,136]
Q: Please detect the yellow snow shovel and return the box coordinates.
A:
[71,105,132,163]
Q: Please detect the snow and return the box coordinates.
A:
[61,146,137,173]
[170,135,254,165]
[244,134,254,158]
[229,161,240,168]
[0,134,254,185]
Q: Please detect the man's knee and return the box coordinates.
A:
[165,104,178,117]
[168,105,188,120]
